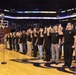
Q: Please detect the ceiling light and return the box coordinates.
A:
[61,10,66,13]
[4,9,9,12]
[67,9,72,11]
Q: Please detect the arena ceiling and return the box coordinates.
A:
[0,0,76,11]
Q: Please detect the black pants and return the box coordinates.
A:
[22,43,27,54]
[64,44,74,66]
[9,42,12,50]
[33,45,38,57]
[45,44,51,61]
[59,43,64,59]
[16,43,19,52]
[12,42,15,50]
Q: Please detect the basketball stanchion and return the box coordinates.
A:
[1,37,7,64]
[0,13,7,64]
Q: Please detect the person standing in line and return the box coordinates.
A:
[21,31,27,54]
[51,25,61,65]
[15,32,20,52]
[4,34,8,49]
[44,26,51,62]
[6,33,10,49]
[19,31,23,54]
[58,24,64,59]
[8,32,13,50]
[62,22,76,69]
[32,28,38,57]
[27,29,33,56]
[73,24,76,61]
[12,32,16,50]
[36,28,44,59]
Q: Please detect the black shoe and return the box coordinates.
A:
[43,59,47,61]
[19,52,22,53]
[51,62,55,64]
[62,64,68,68]
[55,62,58,65]
[42,57,44,59]
[68,65,72,70]
[46,60,50,62]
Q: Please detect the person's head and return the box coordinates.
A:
[16,32,20,37]
[22,30,26,34]
[19,31,22,36]
[12,32,15,36]
[53,25,58,32]
[58,24,62,28]
[51,28,54,33]
[27,28,32,34]
[39,28,43,32]
[46,27,50,32]
[9,32,12,37]
[33,28,37,33]
[66,22,72,30]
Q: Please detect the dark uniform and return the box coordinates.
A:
[15,36,19,52]
[37,33,44,45]
[27,33,32,42]
[12,36,16,50]
[51,32,60,63]
[63,29,76,67]
[8,36,12,50]
[44,33,51,61]
[59,34,64,59]
[37,32,44,59]
[21,34,27,54]
[32,33,38,57]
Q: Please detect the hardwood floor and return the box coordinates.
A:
[0,44,75,75]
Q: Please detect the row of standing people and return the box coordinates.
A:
[4,22,76,68]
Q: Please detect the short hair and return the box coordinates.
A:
[67,22,72,25]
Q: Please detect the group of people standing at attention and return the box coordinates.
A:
[4,22,76,69]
